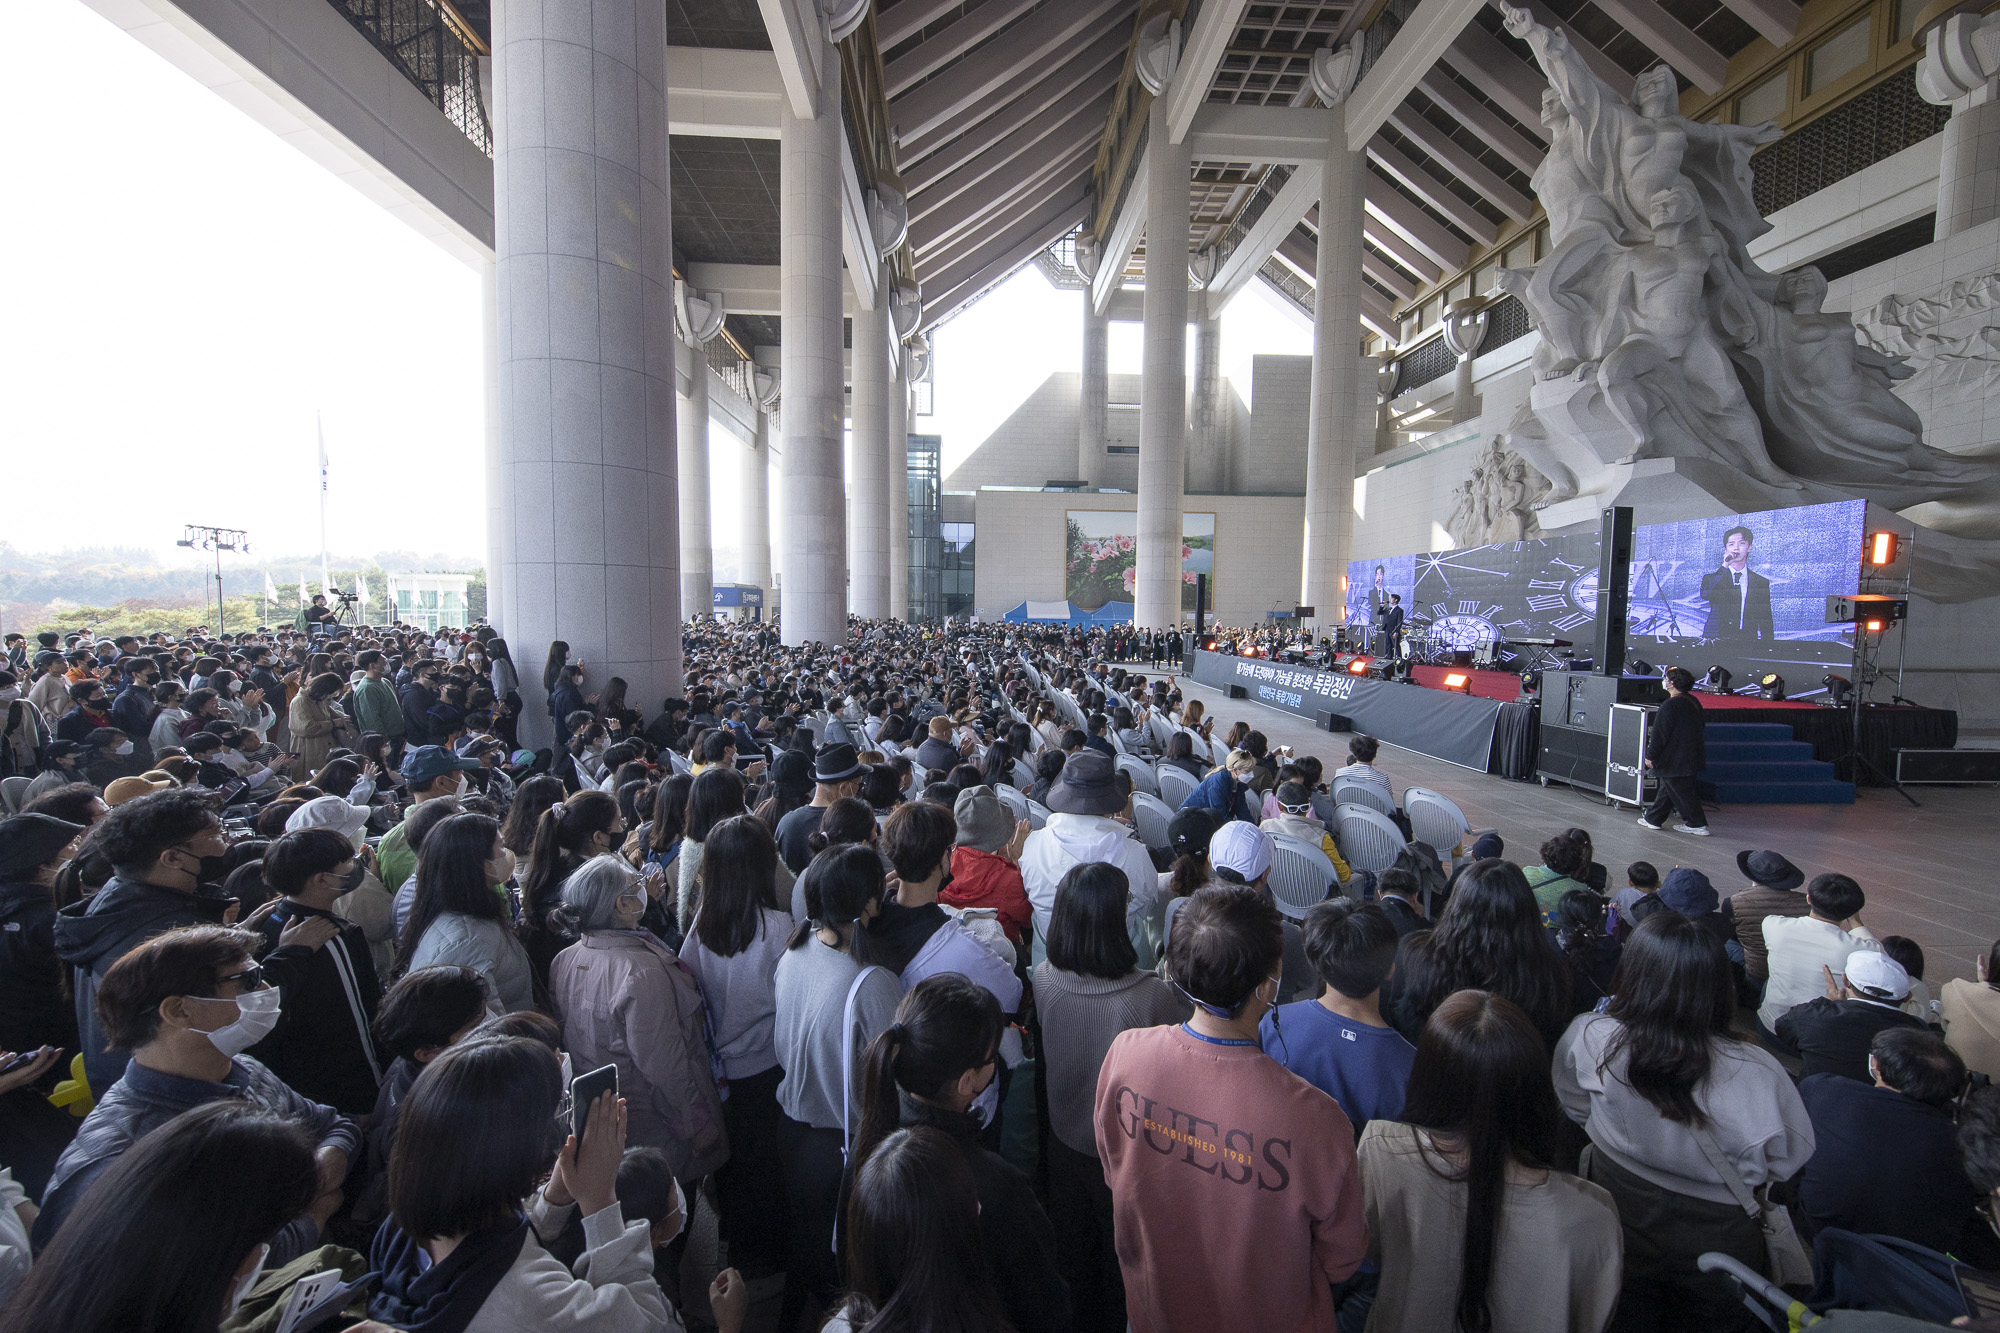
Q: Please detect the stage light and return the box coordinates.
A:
[1703,665,1733,694]
[1348,656,1372,675]
[1626,656,1653,676]
[1865,619,1884,633]
[1758,673,1786,701]
[1823,674,1851,706]
[1869,532,1899,566]
[1443,671,1471,693]
[1520,670,1542,697]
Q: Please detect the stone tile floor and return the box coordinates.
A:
[1138,667,2000,983]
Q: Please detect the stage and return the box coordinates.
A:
[1197,651,1956,786]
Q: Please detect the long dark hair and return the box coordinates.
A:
[648,773,694,853]
[978,739,1015,789]
[542,640,569,693]
[840,1126,1013,1333]
[786,843,886,963]
[1604,912,1739,1126]
[395,813,504,974]
[2,1102,317,1332]
[499,774,565,856]
[520,790,618,931]
[1401,990,1562,1333]
[1046,862,1139,979]
[684,766,748,844]
[693,816,783,957]
[1407,859,1570,1040]
[806,796,878,857]
[853,975,1002,1175]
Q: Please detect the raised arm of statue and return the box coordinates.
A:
[1502,1,1610,123]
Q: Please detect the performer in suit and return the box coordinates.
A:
[1379,594,1406,661]
[1700,525,1775,641]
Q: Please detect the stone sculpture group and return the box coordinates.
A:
[1445,440,1552,547]
[1494,1,1999,529]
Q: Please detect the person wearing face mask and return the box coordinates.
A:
[245,828,387,1115]
[397,813,533,1015]
[398,661,443,748]
[53,788,242,1093]
[54,680,116,745]
[4,1101,322,1332]
[0,670,52,783]
[842,974,1070,1333]
[33,924,360,1257]
[550,855,727,1191]
[1093,884,1368,1333]
[78,727,138,791]
[1184,748,1261,825]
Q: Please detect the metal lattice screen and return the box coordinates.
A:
[328,0,493,156]
[1752,68,1948,217]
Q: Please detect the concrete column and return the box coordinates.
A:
[849,280,891,619]
[1302,117,1365,627]
[741,408,772,599]
[1078,300,1108,488]
[1189,312,1222,492]
[481,255,505,632]
[1938,87,2000,239]
[1135,93,1190,630]
[678,347,713,617]
[779,36,847,648]
[888,365,910,619]
[492,0,681,749]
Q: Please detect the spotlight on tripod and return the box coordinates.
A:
[1823,674,1851,707]
[1758,672,1786,701]
[1702,665,1732,694]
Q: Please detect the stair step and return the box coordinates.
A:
[1700,760,1841,784]
[1703,723,1799,742]
[1706,741,1816,763]
[1703,779,1856,805]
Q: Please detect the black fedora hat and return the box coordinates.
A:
[1736,849,1804,891]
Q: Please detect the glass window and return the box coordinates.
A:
[396,589,412,607]
[1421,297,1442,330]
[1504,236,1535,270]
[1808,17,1871,94]
[1472,263,1494,298]
[1895,0,1919,42]
[421,590,439,609]
[1737,69,1787,124]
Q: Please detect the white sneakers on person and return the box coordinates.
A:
[1636,816,1664,830]
[1674,824,1711,836]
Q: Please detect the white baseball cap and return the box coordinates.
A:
[1209,821,1274,882]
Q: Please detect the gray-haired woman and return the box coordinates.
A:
[548,854,729,1183]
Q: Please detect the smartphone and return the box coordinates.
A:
[569,1063,618,1144]
[0,1046,51,1076]
[1959,1267,2000,1320]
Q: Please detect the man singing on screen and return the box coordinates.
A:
[1700,526,1775,641]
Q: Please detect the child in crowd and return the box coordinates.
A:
[1882,935,1935,1022]
[1260,898,1417,1134]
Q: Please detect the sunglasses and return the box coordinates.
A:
[216,963,266,991]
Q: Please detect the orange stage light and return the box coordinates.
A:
[1443,672,1470,691]
[1348,657,1371,674]
[1868,532,1898,565]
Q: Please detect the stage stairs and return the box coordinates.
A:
[1699,723,1855,805]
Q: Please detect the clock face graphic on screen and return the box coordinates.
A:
[1411,538,1603,642]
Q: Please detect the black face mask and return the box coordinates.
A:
[174,846,233,887]
[337,862,368,894]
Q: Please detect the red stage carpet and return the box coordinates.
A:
[1408,664,1821,710]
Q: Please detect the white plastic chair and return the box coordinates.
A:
[1025,798,1050,830]
[1130,792,1174,853]
[667,749,693,777]
[1148,713,1175,753]
[995,783,1029,820]
[1332,777,1395,817]
[1012,758,1036,788]
[1405,787,1473,863]
[1116,755,1159,798]
[1108,728,1129,756]
[1155,764,1199,810]
[1269,834,1339,919]
[1333,804,1405,876]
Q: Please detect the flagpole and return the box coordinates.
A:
[317,411,331,600]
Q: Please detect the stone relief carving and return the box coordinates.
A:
[1445,440,1554,547]
[1855,274,2000,400]
[1492,1,2000,531]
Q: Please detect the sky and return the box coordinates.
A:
[3,0,1312,575]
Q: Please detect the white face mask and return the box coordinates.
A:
[115,740,135,756]
[224,1243,269,1320]
[190,986,283,1058]
[453,771,470,796]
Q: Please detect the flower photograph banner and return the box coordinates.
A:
[1065,511,1216,612]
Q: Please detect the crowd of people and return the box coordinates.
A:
[0,614,1995,1333]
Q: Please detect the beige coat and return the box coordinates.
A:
[287,691,339,775]
[1942,978,2000,1081]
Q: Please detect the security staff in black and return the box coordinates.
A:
[1639,665,1709,835]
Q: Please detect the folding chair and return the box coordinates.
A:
[1268,835,1339,919]
[1116,755,1159,798]
[1130,792,1174,853]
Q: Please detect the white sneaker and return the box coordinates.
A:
[1636,816,1664,830]
[1674,824,1711,837]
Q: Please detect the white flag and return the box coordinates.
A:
[301,574,310,607]
[264,571,279,601]
[355,572,368,615]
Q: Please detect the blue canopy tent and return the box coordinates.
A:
[1003,600,1134,624]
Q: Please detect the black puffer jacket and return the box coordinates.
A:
[0,879,75,1054]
